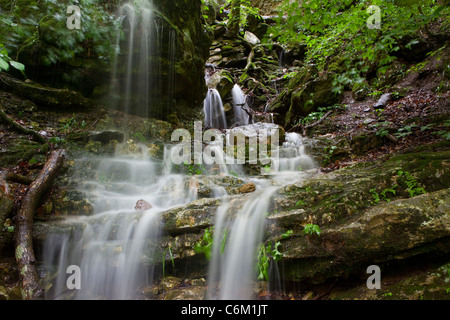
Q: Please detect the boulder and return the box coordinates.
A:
[163,285,207,300]
[240,183,256,194]
[373,93,393,109]
[277,188,450,284]
[285,73,342,127]
[0,73,96,110]
[135,199,153,211]
[90,131,125,145]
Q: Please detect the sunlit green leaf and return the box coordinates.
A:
[0,57,9,71]
[9,60,25,71]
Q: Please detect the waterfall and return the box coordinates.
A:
[43,147,198,299]
[208,186,278,300]
[109,0,175,119]
[204,89,227,129]
[40,0,319,300]
[231,84,250,126]
[207,132,317,300]
[275,132,317,172]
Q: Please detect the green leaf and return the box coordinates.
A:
[0,57,9,71]
[9,60,25,71]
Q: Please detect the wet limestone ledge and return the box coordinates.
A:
[270,188,449,285]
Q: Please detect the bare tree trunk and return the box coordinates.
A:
[14,149,65,299]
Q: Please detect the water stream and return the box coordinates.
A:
[204,89,228,129]
[42,0,318,300]
[207,132,317,300]
[43,148,199,299]
[231,84,251,127]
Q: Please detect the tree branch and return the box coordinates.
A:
[0,108,47,144]
[14,149,65,299]
[288,110,333,135]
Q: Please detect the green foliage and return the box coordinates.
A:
[303,223,321,236]
[0,0,118,67]
[162,245,175,278]
[370,185,397,204]
[194,227,214,260]
[60,116,78,135]
[295,199,305,207]
[265,0,449,92]
[298,104,345,127]
[200,0,211,20]
[256,241,282,281]
[283,71,297,80]
[397,170,426,197]
[49,136,66,146]
[132,132,146,142]
[194,227,229,261]
[376,128,390,138]
[0,43,25,76]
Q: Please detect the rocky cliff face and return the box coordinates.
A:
[150,0,212,118]
[105,0,212,120]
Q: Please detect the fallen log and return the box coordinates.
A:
[0,108,47,144]
[14,149,65,299]
[0,73,95,110]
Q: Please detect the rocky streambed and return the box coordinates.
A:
[19,137,448,300]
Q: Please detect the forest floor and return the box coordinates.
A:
[321,88,449,171]
[317,68,450,173]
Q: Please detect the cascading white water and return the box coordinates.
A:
[231,84,250,126]
[208,186,278,300]
[276,132,317,172]
[204,89,227,129]
[110,0,158,118]
[42,0,185,299]
[207,131,317,300]
[41,0,319,299]
[43,146,200,299]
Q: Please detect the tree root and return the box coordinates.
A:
[14,149,65,299]
[4,172,33,185]
[288,110,334,135]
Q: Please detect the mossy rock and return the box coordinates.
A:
[329,261,450,300]
[350,132,385,156]
[270,149,450,229]
[274,188,450,284]
[285,73,343,127]
[0,137,48,168]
